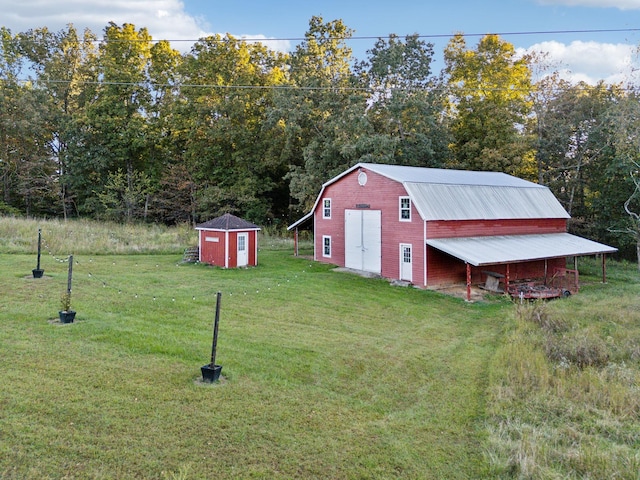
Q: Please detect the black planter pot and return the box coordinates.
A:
[201,364,222,383]
[32,269,44,278]
[58,310,76,324]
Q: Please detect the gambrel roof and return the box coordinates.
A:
[349,163,569,221]
[288,162,568,230]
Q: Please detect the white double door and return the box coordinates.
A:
[344,209,381,274]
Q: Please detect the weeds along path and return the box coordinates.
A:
[1,251,510,479]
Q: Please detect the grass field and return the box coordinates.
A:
[1,217,639,479]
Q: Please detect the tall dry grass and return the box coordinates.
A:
[486,290,640,479]
[0,216,197,255]
[0,216,306,256]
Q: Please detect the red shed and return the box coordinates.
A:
[196,213,260,268]
[288,163,617,300]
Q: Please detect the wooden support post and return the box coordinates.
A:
[294,228,299,257]
[602,254,607,284]
[466,263,471,302]
[505,264,510,291]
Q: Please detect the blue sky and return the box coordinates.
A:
[3,0,640,84]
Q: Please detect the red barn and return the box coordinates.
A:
[196,213,260,268]
[288,163,617,300]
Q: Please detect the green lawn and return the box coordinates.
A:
[1,249,509,479]
[1,218,639,479]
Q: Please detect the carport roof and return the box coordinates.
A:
[426,233,618,267]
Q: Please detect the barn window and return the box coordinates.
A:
[399,197,411,221]
[323,198,332,219]
[323,235,331,257]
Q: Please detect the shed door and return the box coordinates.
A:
[344,209,381,274]
[400,243,413,282]
[237,232,248,267]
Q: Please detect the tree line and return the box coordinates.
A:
[1,17,639,262]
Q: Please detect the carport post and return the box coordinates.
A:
[505,264,510,291]
[294,228,299,257]
[466,263,471,302]
[602,254,607,283]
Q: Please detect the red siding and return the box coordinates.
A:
[426,247,567,286]
[426,247,467,285]
[228,232,237,267]
[313,167,425,283]
[427,218,567,239]
[310,166,570,289]
[227,231,258,267]
[199,229,258,268]
[248,231,258,266]
[200,230,226,267]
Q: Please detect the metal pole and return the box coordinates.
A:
[67,255,73,295]
[210,291,222,366]
[36,228,42,270]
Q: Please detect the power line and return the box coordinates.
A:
[98,27,640,44]
[24,77,638,92]
[38,78,376,91]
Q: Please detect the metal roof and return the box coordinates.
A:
[364,163,569,221]
[358,163,540,187]
[426,233,618,267]
[405,183,570,221]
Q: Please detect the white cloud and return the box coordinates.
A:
[1,0,207,48]
[237,34,291,54]
[0,0,289,54]
[518,40,638,84]
[537,0,640,9]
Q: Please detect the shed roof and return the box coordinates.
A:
[196,213,260,231]
[426,233,618,267]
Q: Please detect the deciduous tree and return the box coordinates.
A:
[357,33,451,167]
[18,24,98,218]
[444,34,533,175]
[278,16,359,211]
[178,34,289,223]
[71,23,153,216]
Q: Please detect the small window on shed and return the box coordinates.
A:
[323,198,331,219]
[323,235,331,257]
[399,197,411,221]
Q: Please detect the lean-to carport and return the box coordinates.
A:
[426,233,618,301]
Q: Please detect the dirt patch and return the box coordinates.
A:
[194,376,227,386]
[427,284,491,302]
[333,266,490,301]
